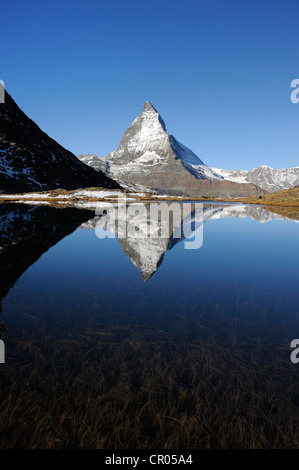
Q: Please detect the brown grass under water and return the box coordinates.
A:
[0,325,298,449]
[262,206,299,221]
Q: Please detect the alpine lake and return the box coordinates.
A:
[0,200,298,449]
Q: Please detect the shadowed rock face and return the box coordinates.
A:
[0,90,121,193]
[78,101,264,198]
[0,203,94,312]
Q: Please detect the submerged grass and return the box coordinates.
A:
[262,206,299,221]
[0,324,298,449]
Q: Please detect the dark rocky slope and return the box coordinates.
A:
[0,90,121,193]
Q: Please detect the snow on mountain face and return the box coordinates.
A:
[211,168,249,184]
[99,100,211,173]
[212,166,299,193]
[78,101,225,189]
[78,101,264,198]
[0,90,121,193]
[116,101,170,160]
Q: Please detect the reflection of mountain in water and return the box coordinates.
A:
[201,204,297,223]
[120,204,202,281]
[0,202,297,306]
[81,203,203,281]
[81,203,297,280]
[0,204,93,312]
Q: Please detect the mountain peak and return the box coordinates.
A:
[142,100,158,113]
[79,101,267,197]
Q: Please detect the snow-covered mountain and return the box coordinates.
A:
[0,90,121,193]
[78,101,221,183]
[78,101,263,198]
[212,165,299,193]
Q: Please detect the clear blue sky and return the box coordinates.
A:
[1,0,298,169]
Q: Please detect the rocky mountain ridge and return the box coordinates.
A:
[0,90,120,193]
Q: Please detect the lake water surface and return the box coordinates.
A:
[0,202,298,448]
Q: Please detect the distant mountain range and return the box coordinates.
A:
[212,166,299,193]
[78,101,299,197]
[0,90,120,193]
